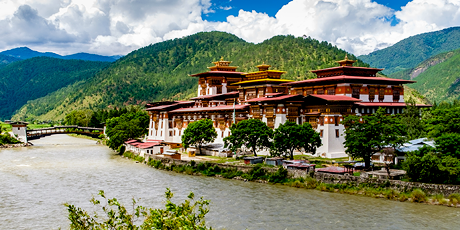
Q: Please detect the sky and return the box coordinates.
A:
[0,0,458,57]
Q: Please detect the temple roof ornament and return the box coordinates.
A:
[207,57,239,71]
[337,54,356,67]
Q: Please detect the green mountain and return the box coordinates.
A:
[359,27,460,75]
[0,57,110,120]
[12,31,368,121]
[392,48,460,103]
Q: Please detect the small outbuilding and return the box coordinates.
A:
[243,156,264,165]
[265,157,284,166]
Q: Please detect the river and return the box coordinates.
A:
[0,134,459,229]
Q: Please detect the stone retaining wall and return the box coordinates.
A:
[0,143,30,148]
[143,154,460,196]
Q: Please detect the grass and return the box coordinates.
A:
[0,122,12,132]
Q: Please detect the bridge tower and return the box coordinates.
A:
[11,122,28,143]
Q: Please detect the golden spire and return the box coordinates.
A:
[337,54,356,67]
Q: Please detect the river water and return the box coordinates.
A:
[0,135,459,229]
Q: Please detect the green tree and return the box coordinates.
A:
[182,119,217,154]
[105,110,149,150]
[404,146,460,184]
[401,98,425,140]
[224,119,273,156]
[342,107,405,168]
[435,133,460,158]
[272,121,321,159]
[65,189,212,229]
[64,109,94,127]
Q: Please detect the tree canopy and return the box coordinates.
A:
[182,119,217,154]
[105,109,149,150]
[272,121,321,159]
[342,107,406,168]
[224,119,273,156]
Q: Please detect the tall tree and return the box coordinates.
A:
[182,119,217,154]
[342,107,405,169]
[224,119,273,156]
[272,121,321,159]
[105,110,149,150]
[401,97,425,140]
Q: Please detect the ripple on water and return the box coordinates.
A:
[0,134,458,230]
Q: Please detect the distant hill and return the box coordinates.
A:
[0,57,110,120]
[359,27,460,75]
[0,47,121,62]
[12,31,370,121]
[0,54,21,69]
[389,48,460,103]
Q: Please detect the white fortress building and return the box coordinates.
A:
[143,56,426,158]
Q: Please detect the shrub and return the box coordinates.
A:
[410,189,427,203]
[384,189,399,200]
[399,193,409,202]
[305,177,318,189]
[118,145,126,154]
[268,167,288,183]
[448,193,460,201]
[289,180,305,188]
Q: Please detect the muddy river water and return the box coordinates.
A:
[0,134,459,229]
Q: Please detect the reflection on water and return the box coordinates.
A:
[0,134,459,229]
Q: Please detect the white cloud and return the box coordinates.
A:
[0,0,460,56]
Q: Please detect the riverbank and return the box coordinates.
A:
[123,151,460,208]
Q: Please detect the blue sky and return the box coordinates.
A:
[0,0,458,56]
[204,0,413,22]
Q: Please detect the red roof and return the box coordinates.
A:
[281,75,415,86]
[316,166,347,174]
[125,140,139,144]
[146,101,194,111]
[308,94,362,102]
[357,102,432,107]
[190,71,245,77]
[137,142,161,149]
[244,94,302,102]
[170,104,250,113]
[311,66,383,73]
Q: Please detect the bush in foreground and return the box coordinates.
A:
[65,189,212,229]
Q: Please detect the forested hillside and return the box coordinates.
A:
[401,48,460,103]
[0,57,110,120]
[0,54,21,69]
[1,47,120,62]
[359,27,460,75]
[12,32,368,121]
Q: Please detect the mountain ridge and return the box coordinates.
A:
[359,27,460,75]
[1,47,122,63]
[12,31,369,121]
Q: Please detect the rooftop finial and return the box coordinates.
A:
[221,56,224,61]
[345,54,349,60]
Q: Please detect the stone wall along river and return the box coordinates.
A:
[0,134,459,229]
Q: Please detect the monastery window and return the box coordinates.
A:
[319,117,324,126]
[335,129,340,138]
[156,130,158,136]
[217,86,222,94]
[161,131,163,136]
[352,87,360,99]
[320,130,323,138]
[317,89,324,95]
[379,88,385,101]
[169,131,173,136]
[334,116,339,126]
[168,120,173,128]
[161,122,163,128]
[174,130,176,136]
[327,87,335,95]
[369,87,376,102]
[221,131,224,138]
[393,89,400,102]
[306,89,313,95]
[179,130,181,136]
